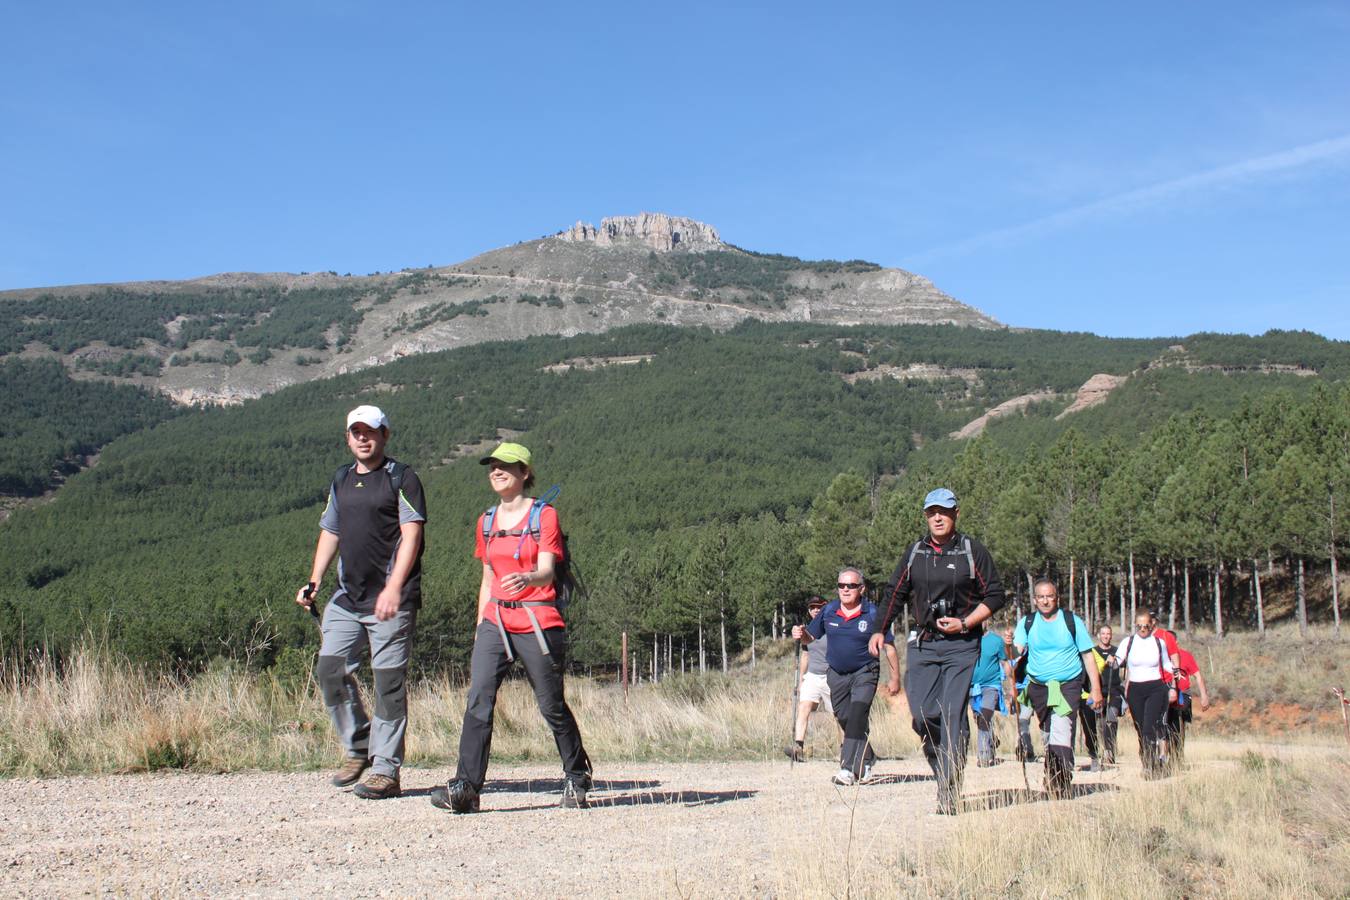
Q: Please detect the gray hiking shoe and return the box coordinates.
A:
[331,757,371,787]
[353,773,400,800]
[831,768,856,786]
[431,779,479,813]
[1089,758,1102,773]
[561,777,589,809]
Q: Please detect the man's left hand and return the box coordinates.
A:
[1090,689,1104,712]
[884,678,901,697]
[374,586,401,621]
[935,616,963,635]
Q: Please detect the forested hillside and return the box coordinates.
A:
[1,323,1346,675]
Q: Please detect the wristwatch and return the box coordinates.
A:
[959,618,970,634]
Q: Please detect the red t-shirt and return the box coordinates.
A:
[1174,648,1199,693]
[476,503,565,633]
[1155,628,1181,659]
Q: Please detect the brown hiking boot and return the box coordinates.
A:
[353,773,401,800]
[331,757,371,787]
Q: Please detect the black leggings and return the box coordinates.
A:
[1126,680,1169,769]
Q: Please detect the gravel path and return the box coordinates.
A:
[3,754,1139,898]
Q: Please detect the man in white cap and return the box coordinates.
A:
[295,405,427,799]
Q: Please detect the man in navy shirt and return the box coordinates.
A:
[793,568,899,785]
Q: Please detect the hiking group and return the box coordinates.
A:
[787,487,1212,815]
[298,405,1210,815]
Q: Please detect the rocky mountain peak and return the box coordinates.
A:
[556,212,722,251]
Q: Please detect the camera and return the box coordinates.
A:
[928,597,952,622]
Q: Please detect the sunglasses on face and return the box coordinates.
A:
[837,582,862,590]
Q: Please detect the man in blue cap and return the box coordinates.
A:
[869,488,1006,815]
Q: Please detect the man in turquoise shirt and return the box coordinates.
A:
[970,629,1011,766]
[1013,578,1103,798]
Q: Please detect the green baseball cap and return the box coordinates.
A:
[479,442,532,467]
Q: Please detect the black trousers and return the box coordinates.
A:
[827,663,880,777]
[455,621,591,791]
[1125,680,1169,772]
[1080,702,1119,761]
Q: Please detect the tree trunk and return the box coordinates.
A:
[653,633,659,681]
[1168,561,1178,630]
[1082,566,1091,629]
[1213,561,1224,638]
[1332,551,1342,637]
[681,637,687,675]
[1128,552,1137,623]
[1252,559,1265,636]
[1094,578,1102,629]
[698,620,705,673]
[1069,556,1076,613]
[1182,562,1191,635]
[750,622,757,668]
[1296,557,1308,638]
[719,599,728,674]
[1331,492,1341,636]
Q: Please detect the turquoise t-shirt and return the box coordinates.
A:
[971,631,1008,688]
[1013,609,1093,683]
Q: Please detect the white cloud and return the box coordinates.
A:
[903,133,1350,266]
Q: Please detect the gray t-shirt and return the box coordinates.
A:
[806,634,830,675]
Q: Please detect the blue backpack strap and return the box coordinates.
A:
[514,485,562,560]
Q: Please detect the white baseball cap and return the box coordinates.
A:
[346,405,389,430]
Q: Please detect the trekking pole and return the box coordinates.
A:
[790,638,803,769]
[302,582,320,628]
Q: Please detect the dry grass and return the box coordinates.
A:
[0,636,920,777]
[776,743,1350,899]
[3,627,1344,780]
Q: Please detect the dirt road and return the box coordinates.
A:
[4,754,1138,898]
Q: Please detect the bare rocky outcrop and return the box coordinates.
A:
[558,213,722,251]
[950,390,1059,440]
[1056,373,1128,419]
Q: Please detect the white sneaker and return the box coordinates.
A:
[861,763,875,783]
[831,768,856,786]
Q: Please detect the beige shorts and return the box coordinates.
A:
[800,672,834,712]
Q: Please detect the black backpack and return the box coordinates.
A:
[481,485,584,616]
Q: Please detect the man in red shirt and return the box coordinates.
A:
[1149,611,1182,671]
[1164,646,1210,769]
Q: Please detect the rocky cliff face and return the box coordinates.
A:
[558,212,722,251]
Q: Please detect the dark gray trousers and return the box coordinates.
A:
[905,636,979,790]
[455,621,590,791]
[827,663,880,777]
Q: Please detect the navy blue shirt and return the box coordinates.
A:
[806,599,894,674]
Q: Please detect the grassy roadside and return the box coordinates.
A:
[776,744,1350,899]
[2,627,1345,778]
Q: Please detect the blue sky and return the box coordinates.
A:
[3,2,1348,339]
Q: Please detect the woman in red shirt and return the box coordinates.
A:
[431,442,592,814]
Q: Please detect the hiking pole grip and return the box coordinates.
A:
[303,582,319,620]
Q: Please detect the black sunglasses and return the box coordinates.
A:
[837,582,863,590]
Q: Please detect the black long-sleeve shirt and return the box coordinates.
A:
[877,530,1006,638]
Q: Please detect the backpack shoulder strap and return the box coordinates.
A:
[1064,609,1077,641]
[961,536,975,578]
[331,463,354,495]
[903,539,924,573]
[385,459,407,495]
[482,505,498,537]
[1023,611,1036,642]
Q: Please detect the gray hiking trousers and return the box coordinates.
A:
[904,635,979,791]
[975,687,1000,763]
[316,602,417,778]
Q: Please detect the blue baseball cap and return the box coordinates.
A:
[923,488,958,510]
